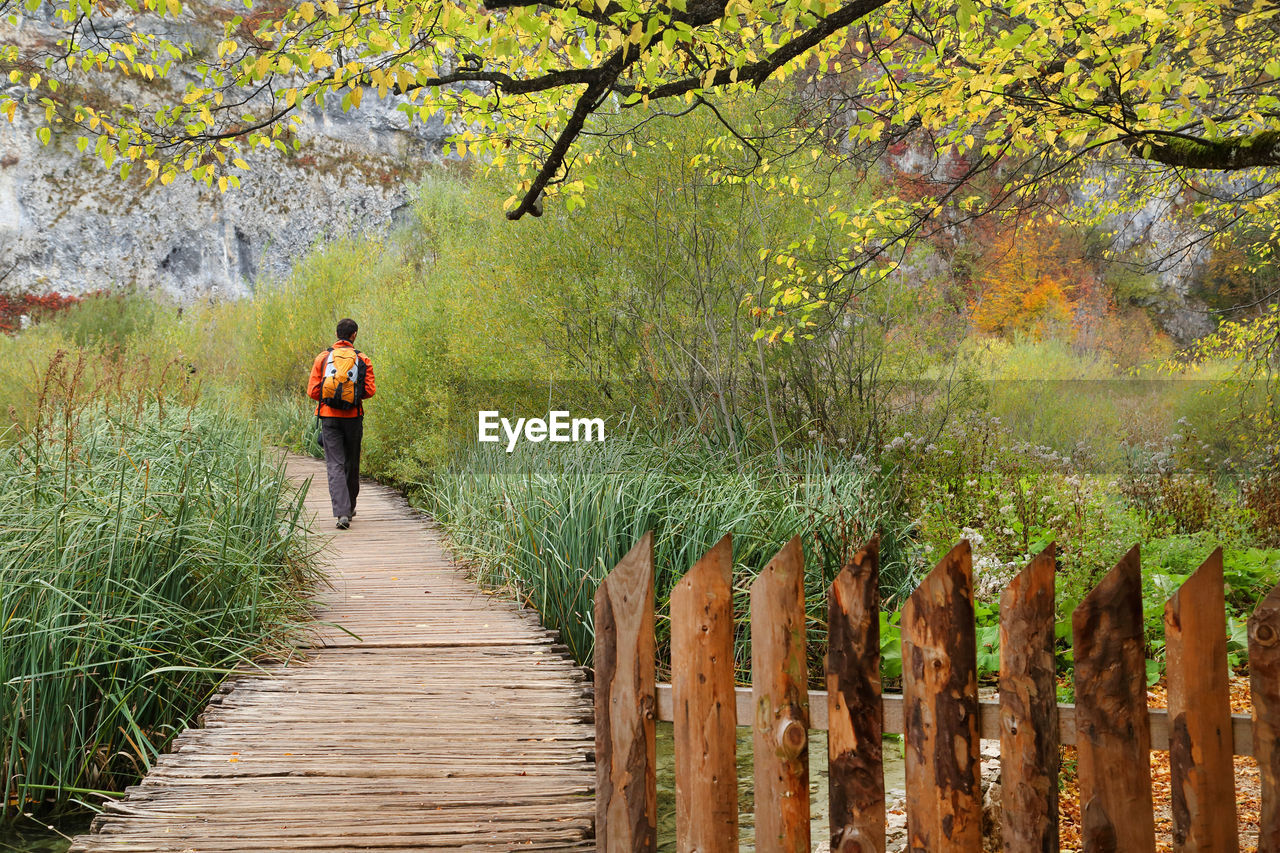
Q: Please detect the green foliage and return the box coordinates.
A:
[0,399,317,822]
[1223,548,1280,610]
[1138,540,1267,673]
[878,611,903,682]
[974,601,1000,676]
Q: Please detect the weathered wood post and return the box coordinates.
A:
[827,536,884,853]
[750,535,810,853]
[670,534,737,853]
[998,543,1059,853]
[1250,580,1280,853]
[593,533,657,852]
[1072,545,1156,852]
[1165,548,1238,853]
[902,540,983,852]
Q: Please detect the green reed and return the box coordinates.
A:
[421,431,917,682]
[1,403,317,824]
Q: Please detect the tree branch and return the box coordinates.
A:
[617,0,893,101]
[1125,129,1280,170]
[483,0,626,24]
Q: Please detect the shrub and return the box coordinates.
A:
[1241,446,1280,546]
[0,291,81,334]
[1118,423,1227,536]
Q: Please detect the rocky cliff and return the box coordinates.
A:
[0,52,453,300]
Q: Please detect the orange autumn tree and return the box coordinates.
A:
[971,222,1088,339]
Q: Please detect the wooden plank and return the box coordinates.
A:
[1072,544,1155,853]
[901,540,982,853]
[593,532,657,853]
[669,534,738,853]
[826,535,884,853]
[1251,579,1280,853]
[652,685,1255,753]
[998,543,1059,853]
[750,535,810,853]
[1165,548,1238,853]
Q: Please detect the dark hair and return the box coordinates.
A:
[336,318,358,340]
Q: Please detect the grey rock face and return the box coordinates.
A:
[0,67,456,300]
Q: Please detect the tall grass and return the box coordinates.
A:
[1,386,317,823]
[421,430,917,682]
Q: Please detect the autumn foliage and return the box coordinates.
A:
[970,221,1093,340]
[0,291,80,334]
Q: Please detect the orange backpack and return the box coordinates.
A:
[320,346,366,410]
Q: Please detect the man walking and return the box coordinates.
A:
[308,318,376,530]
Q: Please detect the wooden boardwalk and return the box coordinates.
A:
[69,454,596,852]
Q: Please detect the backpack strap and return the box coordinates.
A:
[353,350,366,414]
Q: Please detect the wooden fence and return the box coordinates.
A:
[593,532,1280,853]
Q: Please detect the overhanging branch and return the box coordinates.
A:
[617,0,894,101]
[1126,129,1280,171]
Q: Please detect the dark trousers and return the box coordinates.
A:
[319,416,363,518]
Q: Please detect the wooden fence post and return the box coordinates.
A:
[827,536,884,853]
[1165,548,1238,853]
[751,536,810,853]
[1072,545,1155,853]
[594,532,657,853]
[902,540,983,853]
[998,543,1059,853]
[670,534,737,853]
[1250,580,1280,853]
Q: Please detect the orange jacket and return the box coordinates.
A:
[308,340,376,417]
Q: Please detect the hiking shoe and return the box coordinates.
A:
[336,516,351,530]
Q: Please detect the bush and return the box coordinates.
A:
[41,290,166,348]
[1240,444,1280,546]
